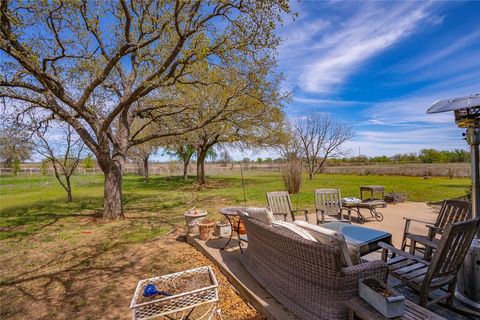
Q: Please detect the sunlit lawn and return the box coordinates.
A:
[0,171,470,319]
[0,171,470,241]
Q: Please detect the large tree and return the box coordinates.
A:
[158,61,287,184]
[190,82,286,185]
[293,113,354,180]
[0,0,289,219]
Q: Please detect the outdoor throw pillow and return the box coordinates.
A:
[246,207,274,225]
[341,197,362,205]
[293,220,360,267]
[272,220,318,242]
[346,243,361,265]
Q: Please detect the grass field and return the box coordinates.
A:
[0,171,470,241]
[0,171,470,319]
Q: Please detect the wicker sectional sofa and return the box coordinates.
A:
[240,214,388,320]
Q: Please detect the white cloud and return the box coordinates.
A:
[276,2,477,156]
[279,2,441,94]
[292,96,370,106]
[349,83,479,155]
[389,30,480,74]
[365,83,480,125]
[345,124,465,156]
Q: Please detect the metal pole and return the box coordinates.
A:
[467,127,480,238]
[239,163,247,207]
[457,126,480,309]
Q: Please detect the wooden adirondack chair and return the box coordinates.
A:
[401,199,472,258]
[380,218,480,307]
[314,189,351,224]
[266,191,308,222]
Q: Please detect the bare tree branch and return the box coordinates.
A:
[293,113,354,180]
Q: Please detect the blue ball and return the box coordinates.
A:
[143,284,158,297]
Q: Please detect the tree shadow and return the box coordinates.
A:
[0,240,139,318]
[0,175,244,242]
[0,195,104,241]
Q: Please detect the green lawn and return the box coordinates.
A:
[0,171,470,319]
[0,171,470,241]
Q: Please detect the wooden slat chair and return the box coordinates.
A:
[314,188,351,224]
[401,199,472,258]
[379,218,480,307]
[266,191,308,222]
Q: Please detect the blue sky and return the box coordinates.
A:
[272,0,480,157]
[14,1,478,162]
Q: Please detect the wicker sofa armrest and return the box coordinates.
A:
[342,260,388,283]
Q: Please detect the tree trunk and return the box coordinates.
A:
[97,126,127,220]
[196,150,206,185]
[183,158,190,181]
[66,176,72,202]
[102,162,124,220]
[143,155,149,183]
[309,172,314,180]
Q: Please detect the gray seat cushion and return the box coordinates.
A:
[294,220,360,266]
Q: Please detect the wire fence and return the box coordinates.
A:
[0,163,281,177]
[0,162,470,178]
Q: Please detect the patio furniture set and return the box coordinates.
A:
[219,188,391,255]
[267,187,387,225]
[216,197,477,320]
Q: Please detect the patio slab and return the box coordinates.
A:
[188,202,479,320]
[186,234,299,320]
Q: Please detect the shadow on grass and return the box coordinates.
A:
[0,175,240,241]
[0,240,141,318]
[123,174,258,191]
[123,175,204,190]
[0,195,104,241]
[435,183,470,189]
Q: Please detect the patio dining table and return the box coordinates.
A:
[322,221,392,255]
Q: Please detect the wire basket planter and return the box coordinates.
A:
[130,266,219,320]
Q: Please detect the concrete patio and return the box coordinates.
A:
[187,202,480,320]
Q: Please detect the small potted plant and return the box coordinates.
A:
[214,218,231,237]
[359,278,405,318]
[197,219,215,241]
[232,216,247,235]
[183,207,207,235]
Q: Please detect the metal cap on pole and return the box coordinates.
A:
[426,93,480,310]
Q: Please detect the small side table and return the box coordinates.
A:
[360,185,385,201]
[219,207,248,253]
[344,297,445,320]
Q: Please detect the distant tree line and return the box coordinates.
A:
[329,149,470,165]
